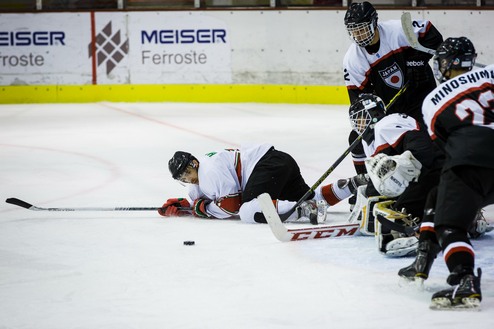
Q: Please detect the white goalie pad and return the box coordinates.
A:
[373,200,418,257]
[365,151,422,198]
[347,185,388,236]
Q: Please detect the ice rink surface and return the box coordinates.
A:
[1,102,493,329]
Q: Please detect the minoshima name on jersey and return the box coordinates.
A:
[422,65,494,139]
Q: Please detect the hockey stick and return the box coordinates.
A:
[401,12,486,68]
[278,128,368,222]
[5,197,192,213]
[277,82,409,222]
[258,193,360,242]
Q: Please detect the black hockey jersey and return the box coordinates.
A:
[422,65,494,170]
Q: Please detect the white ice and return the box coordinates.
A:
[1,102,493,329]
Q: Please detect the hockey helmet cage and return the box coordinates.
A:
[168,151,197,180]
[349,93,386,135]
[344,1,378,47]
[433,37,477,82]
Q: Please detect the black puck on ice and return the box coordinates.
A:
[183,241,195,246]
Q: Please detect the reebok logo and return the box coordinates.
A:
[390,176,402,186]
[406,60,425,67]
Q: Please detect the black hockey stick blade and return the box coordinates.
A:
[6,198,34,210]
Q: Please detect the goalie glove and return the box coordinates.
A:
[365,151,422,198]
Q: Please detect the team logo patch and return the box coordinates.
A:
[378,63,404,89]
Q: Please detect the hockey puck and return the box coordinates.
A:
[183,241,195,246]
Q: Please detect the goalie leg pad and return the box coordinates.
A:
[347,186,389,236]
[373,200,419,257]
[382,236,418,257]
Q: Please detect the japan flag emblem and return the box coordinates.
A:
[378,63,404,89]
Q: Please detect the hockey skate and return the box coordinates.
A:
[430,268,482,310]
[468,209,493,239]
[341,174,369,211]
[296,200,325,225]
[398,240,441,282]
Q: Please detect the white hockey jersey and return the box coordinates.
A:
[362,113,420,158]
[186,143,273,219]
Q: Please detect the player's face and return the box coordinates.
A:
[346,22,375,47]
[353,116,368,134]
[350,108,370,135]
[177,164,199,184]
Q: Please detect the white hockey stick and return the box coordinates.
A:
[258,193,360,242]
[5,197,191,212]
[401,12,486,68]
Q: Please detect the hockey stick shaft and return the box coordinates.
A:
[279,129,366,222]
[278,83,408,222]
[5,197,191,212]
[401,12,486,68]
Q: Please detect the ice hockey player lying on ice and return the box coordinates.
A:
[347,93,443,257]
[157,144,368,224]
[398,37,494,310]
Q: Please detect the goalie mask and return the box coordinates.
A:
[168,151,198,181]
[433,37,477,83]
[349,93,386,136]
[344,1,378,47]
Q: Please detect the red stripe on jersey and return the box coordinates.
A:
[418,21,432,38]
[420,221,435,233]
[372,120,420,156]
[321,184,342,206]
[444,242,475,262]
[420,226,435,233]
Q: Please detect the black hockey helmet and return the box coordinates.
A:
[433,37,477,82]
[168,151,197,180]
[349,93,386,135]
[344,1,378,47]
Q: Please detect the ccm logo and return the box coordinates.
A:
[289,227,358,241]
[0,31,65,46]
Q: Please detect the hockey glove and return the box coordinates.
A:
[193,198,212,218]
[158,197,190,217]
[365,151,422,198]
